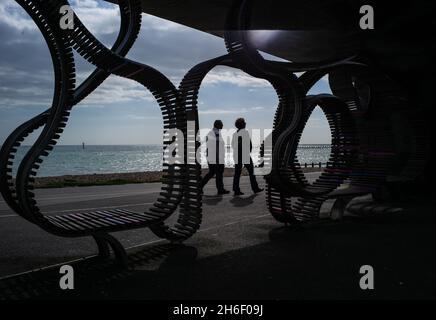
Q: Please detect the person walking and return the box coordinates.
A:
[201,120,230,195]
[231,118,264,196]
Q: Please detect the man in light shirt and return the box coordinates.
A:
[231,118,263,196]
[201,120,230,195]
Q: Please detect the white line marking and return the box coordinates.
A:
[0,191,157,205]
[198,214,269,232]
[0,187,256,218]
[0,215,17,219]
[0,180,261,205]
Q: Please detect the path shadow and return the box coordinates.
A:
[0,243,192,300]
[230,193,259,208]
[203,194,224,206]
[3,200,436,300]
[102,203,436,300]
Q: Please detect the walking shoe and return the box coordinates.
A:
[253,188,264,194]
[234,191,244,196]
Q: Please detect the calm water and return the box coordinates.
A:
[10,145,331,177]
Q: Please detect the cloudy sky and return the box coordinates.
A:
[0,0,331,146]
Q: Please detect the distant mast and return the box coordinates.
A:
[82,142,85,150]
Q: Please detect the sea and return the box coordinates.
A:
[10,144,331,177]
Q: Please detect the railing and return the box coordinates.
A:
[297,144,332,149]
[301,162,327,168]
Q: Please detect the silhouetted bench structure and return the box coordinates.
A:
[0,0,202,266]
[0,0,429,267]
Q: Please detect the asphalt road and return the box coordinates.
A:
[1,173,436,299]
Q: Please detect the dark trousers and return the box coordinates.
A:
[233,159,260,192]
[201,164,225,192]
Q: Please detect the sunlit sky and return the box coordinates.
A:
[0,0,331,146]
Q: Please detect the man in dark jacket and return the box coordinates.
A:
[201,120,230,195]
[231,118,264,196]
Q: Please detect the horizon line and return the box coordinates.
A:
[18,143,332,147]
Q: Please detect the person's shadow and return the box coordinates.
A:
[203,194,225,206]
[230,193,259,208]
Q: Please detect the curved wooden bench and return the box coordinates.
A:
[0,0,202,265]
[225,1,423,224]
[0,0,143,217]
[223,0,360,224]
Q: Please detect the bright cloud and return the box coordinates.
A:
[203,69,271,88]
[70,0,121,35]
[76,75,156,108]
[0,2,36,31]
[199,106,265,115]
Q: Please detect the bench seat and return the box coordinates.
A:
[45,209,163,232]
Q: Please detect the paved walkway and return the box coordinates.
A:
[1,175,435,299]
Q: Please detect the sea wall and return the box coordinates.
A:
[30,167,323,188]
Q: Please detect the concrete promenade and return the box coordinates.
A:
[0,175,435,299]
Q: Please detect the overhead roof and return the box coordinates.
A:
[105,0,362,63]
[104,0,434,82]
